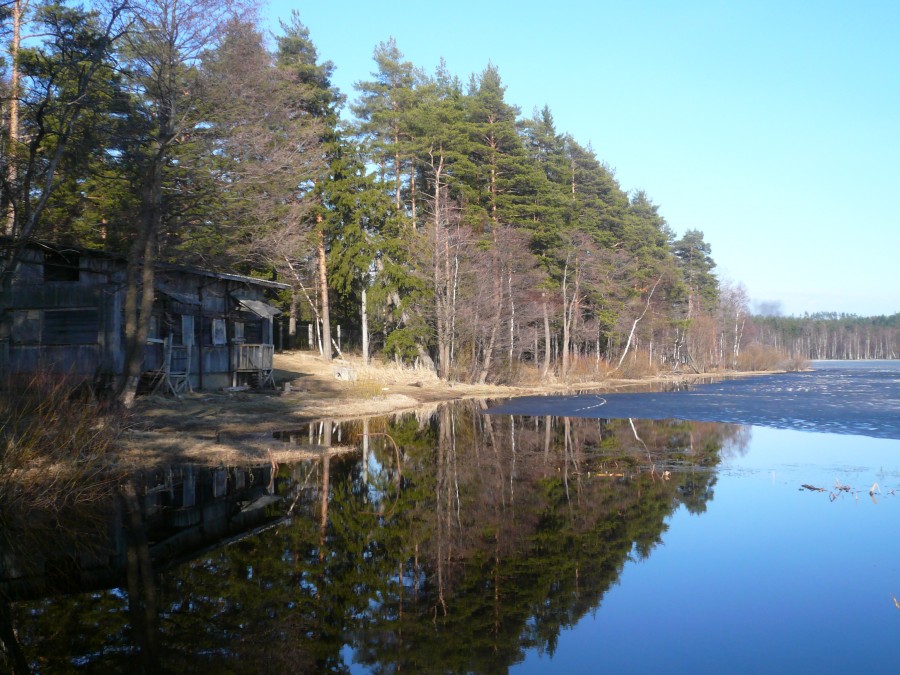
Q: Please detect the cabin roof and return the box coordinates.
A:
[231,292,282,318]
[4,239,290,290]
[155,263,289,290]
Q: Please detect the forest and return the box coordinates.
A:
[2,1,895,398]
[751,312,900,361]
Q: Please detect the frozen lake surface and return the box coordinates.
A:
[487,360,900,440]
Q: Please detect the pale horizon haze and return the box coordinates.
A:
[264,0,899,318]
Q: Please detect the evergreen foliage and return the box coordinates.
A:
[6,3,874,384]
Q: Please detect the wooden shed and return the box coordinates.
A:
[0,241,288,391]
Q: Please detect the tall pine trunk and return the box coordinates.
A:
[361,286,369,365]
[561,263,571,381]
[4,0,23,236]
[317,222,332,361]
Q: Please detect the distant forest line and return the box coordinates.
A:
[1,2,894,401]
[751,313,900,361]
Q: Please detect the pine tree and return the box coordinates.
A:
[275,12,345,361]
[351,37,420,214]
[0,1,127,276]
[673,228,718,316]
[517,106,570,253]
[401,63,475,377]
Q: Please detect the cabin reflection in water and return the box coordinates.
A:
[1,403,749,672]
[0,463,297,603]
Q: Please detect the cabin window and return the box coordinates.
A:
[232,321,244,342]
[212,319,227,345]
[244,320,262,344]
[201,318,228,346]
[43,309,99,344]
[43,250,80,282]
[12,310,41,344]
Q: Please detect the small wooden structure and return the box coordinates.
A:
[0,240,288,391]
[143,337,193,396]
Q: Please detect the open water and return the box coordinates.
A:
[2,362,899,672]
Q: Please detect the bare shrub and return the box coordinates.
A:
[735,344,782,371]
[506,363,545,386]
[565,357,604,383]
[780,356,810,372]
[616,349,662,379]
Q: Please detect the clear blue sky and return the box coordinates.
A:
[263,0,899,317]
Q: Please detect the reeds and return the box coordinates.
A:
[0,372,126,516]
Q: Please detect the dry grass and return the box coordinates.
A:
[347,376,387,399]
[0,373,125,516]
[508,363,547,386]
[353,357,441,387]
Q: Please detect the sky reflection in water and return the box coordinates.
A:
[505,363,900,673]
[516,426,900,673]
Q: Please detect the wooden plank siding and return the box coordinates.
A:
[1,240,287,390]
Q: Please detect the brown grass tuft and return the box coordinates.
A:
[0,372,126,516]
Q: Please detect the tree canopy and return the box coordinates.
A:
[4,1,867,388]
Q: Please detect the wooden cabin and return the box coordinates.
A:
[0,241,288,391]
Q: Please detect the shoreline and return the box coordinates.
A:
[120,351,770,468]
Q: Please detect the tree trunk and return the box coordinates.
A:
[3,0,23,236]
[430,150,449,379]
[117,160,163,407]
[361,285,369,365]
[478,315,499,385]
[508,269,515,369]
[289,290,298,343]
[449,236,460,369]
[615,277,662,371]
[478,245,502,384]
[561,262,571,380]
[410,161,417,227]
[394,122,402,210]
[542,295,552,380]
[317,223,332,361]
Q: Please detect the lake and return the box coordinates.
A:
[2,362,899,672]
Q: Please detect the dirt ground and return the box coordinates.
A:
[120,350,734,468]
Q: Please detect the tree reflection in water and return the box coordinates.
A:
[2,402,749,672]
